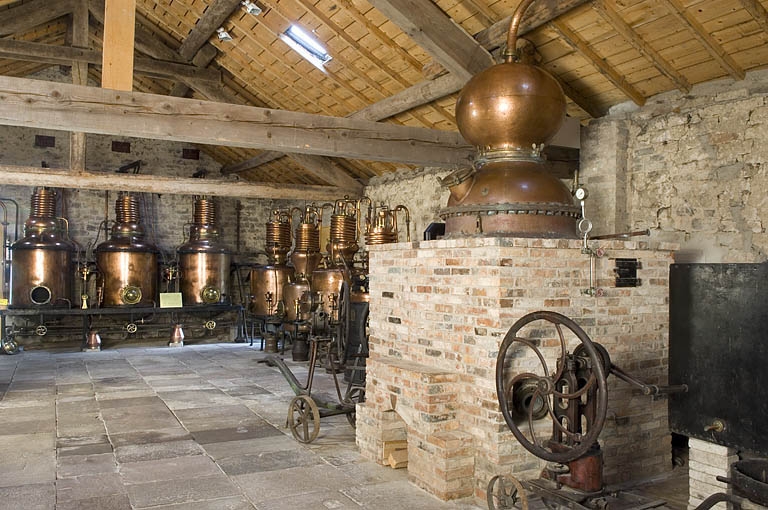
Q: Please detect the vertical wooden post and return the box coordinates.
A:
[71,0,89,172]
[100,0,135,91]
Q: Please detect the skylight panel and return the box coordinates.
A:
[280,24,332,71]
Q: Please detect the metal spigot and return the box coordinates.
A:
[704,419,725,433]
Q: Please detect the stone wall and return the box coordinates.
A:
[363,167,451,242]
[582,68,768,263]
[357,237,675,503]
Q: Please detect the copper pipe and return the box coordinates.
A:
[505,0,536,63]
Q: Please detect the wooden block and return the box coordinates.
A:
[388,449,408,469]
[382,440,408,459]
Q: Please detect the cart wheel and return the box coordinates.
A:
[344,387,365,428]
[487,475,527,510]
[288,395,320,443]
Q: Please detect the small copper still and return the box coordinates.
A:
[440,0,579,237]
[10,188,75,308]
[250,210,294,316]
[96,193,159,307]
[177,197,231,305]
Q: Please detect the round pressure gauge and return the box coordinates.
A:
[574,187,588,200]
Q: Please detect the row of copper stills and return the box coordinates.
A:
[8,187,231,310]
[249,198,409,369]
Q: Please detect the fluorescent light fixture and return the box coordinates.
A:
[241,0,262,15]
[216,27,233,42]
[280,24,332,71]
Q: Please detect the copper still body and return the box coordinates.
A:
[310,265,347,326]
[10,188,75,308]
[440,0,579,238]
[178,198,231,305]
[250,210,294,316]
[96,193,159,307]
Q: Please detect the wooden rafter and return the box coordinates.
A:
[70,0,89,173]
[0,0,75,37]
[0,38,222,83]
[101,0,136,90]
[738,0,768,34]
[365,0,494,82]
[592,0,691,93]
[0,164,342,201]
[550,19,646,106]
[0,76,473,166]
[662,0,745,81]
[177,0,242,61]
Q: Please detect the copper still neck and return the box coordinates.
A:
[265,209,292,265]
[504,0,535,63]
[290,205,321,279]
[188,197,220,241]
[111,193,145,239]
[24,188,61,236]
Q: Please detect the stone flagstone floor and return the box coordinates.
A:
[0,344,485,510]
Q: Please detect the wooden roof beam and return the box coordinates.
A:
[101,0,136,91]
[177,0,243,62]
[550,19,646,106]
[592,0,691,93]
[0,164,342,201]
[0,39,222,83]
[738,0,768,35]
[662,0,745,81]
[0,0,75,37]
[365,0,494,82]
[0,76,473,167]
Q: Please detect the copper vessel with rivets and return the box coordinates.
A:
[178,198,231,305]
[441,0,578,238]
[96,193,159,307]
[10,188,75,308]
[310,265,347,327]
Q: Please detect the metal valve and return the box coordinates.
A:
[704,419,726,433]
[126,323,138,334]
[35,325,47,336]
[204,320,217,330]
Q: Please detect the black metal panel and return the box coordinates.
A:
[669,263,768,455]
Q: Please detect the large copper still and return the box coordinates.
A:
[96,193,159,307]
[250,210,294,316]
[440,0,579,237]
[178,197,231,305]
[283,206,322,328]
[9,188,75,308]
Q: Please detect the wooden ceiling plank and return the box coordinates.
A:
[365,0,494,81]
[71,0,89,173]
[0,39,222,83]
[0,164,342,201]
[662,0,746,81]
[101,0,136,91]
[735,0,768,36]
[335,0,423,71]
[177,0,242,61]
[550,19,646,106]
[291,0,412,88]
[592,0,691,92]
[0,0,74,37]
